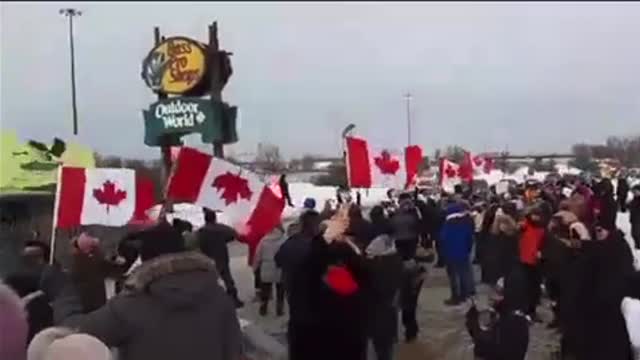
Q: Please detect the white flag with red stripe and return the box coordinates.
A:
[345,136,422,189]
[166,147,285,260]
[55,167,155,228]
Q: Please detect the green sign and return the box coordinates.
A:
[143,98,237,146]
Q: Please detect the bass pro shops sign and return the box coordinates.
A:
[141,37,208,95]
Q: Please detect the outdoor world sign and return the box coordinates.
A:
[141,37,208,95]
[143,98,236,146]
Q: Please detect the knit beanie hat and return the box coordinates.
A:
[0,281,28,360]
[138,222,186,261]
[303,197,316,210]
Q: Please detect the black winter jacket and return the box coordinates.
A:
[54,252,243,360]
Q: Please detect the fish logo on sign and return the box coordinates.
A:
[141,37,207,95]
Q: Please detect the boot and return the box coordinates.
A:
[230,294,244,309]
[227,289,245,308]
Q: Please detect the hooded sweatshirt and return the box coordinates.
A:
[53,251,243,360]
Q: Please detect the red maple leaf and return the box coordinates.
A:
[212,172,253,205]
[444,165,458,178]
[374,150,400,175]
[93,180,127,213]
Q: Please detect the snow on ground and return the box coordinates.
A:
[618,212,640,270]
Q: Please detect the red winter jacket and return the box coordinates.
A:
[519,219,545,265]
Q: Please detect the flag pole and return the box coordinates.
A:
[159,150,180,221]
[49,165,63,264]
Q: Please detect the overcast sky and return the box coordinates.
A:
[2,2,639,160]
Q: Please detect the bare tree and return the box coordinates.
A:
[255,143,285,172]
[301,155,316,171]
[569,144,599,172]
[313,164,347,187]
[444,145,466,163]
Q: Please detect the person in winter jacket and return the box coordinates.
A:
[390,193,421,260]
[19,241,67,304]
[594,178,618,231]
[479,202,499,283]
[440,203,475,305]
[364,228,404,360]
[572,182,596,227]
[50,222,243,360]
[0,280,28,360]
[279,174,295,207]
[617,176,630,213]
[518,206,546,316]
[390,194,426,342]
[346,205,374,250]
[485,202,519,285]
[299,207,368,360]
[275,210,321,360]
[561,225,634,360]
[466,265,530,360]
[68,233,126,314]
[196,208,244,307]
[541,207,584,329]
[630,184,640,249]
[253,225,286,316]
[4,272,53,343]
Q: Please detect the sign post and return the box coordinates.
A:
[151,27,172,187]
[209,22,224,158]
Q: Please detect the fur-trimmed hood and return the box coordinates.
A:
[123,252,220,309]
[125,251,217,291]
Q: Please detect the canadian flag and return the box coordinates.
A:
[55,167,156,229]
[345,136,423,189]
[166,147,285,261]
[470,153,494,175]
[439,159,463,193]
[459,151,475,182]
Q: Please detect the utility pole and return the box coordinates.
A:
[59,8,82,135]
[404,92,412,146]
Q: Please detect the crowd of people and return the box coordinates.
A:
[462,176,640,360]
[1,173,640,360]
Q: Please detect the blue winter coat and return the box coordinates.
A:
[440,207,474,263]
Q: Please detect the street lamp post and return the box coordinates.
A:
[59,8,82,135]
[404,92,412,146]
